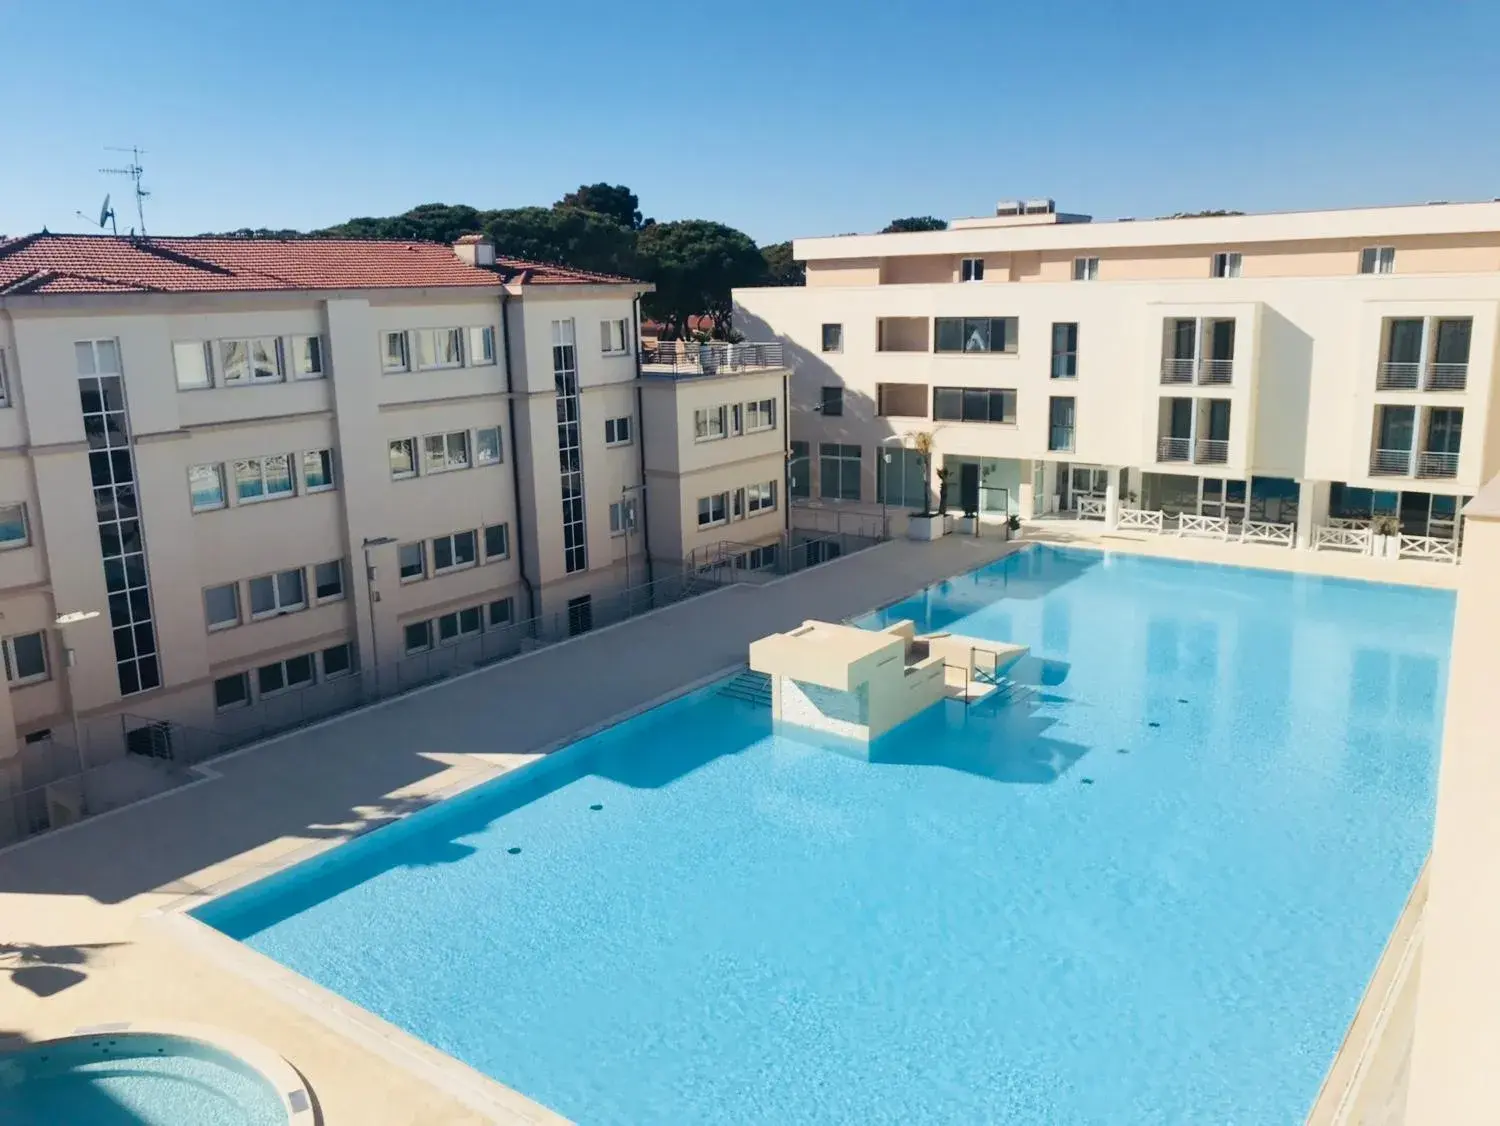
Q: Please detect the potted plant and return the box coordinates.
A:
[1006,513,1021,540]
[956,503,980,536]
[906,434,947,541]
[1371,513,1401,559]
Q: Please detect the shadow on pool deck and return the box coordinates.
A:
[0,942,122,999]
[0,535,1028,908]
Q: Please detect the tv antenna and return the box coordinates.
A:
[76,194,118,236]
[100,146,150,236]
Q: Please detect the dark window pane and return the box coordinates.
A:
[129,588,151,622]
[214,674,247,709]
[104,557,127,593]
[258,663,285,694]
[113,626,135,662]
[137,656,160,691]
[90,451,114,487]
[962,389,988,421]
[133,623,155,656]
[285,654,314,685]
[933,388,962,420]
[935,318,963,352]
[117,662,140,696]
[110,450,133,484]
[98,522,122,558]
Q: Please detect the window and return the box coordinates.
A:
[214,672,250,711]
[821,324,843,353]
[601,318,630,355]
[3,632,48,686]
[0,349,10,406]
[820,386,844,416]
[819,443,862,501]
[257,653,315,697]
[744,544,777,570]
[487,598,514,629]
[693,405,727,441]
[483,523,510,560]
[75,338,121,375]
[234,454,295,503]
[1072,257,1100,281]
[1051,323,1079,379]
[204,583,240,631]
[730,403,743,436]
[303,449,335,492]
[433,530,478,572]
[292,335,324,378]
[1049,396,1076,452]
[467,326,495,366]
[187,464,226,512]
[1360,246,1396,275]
[219,337,284,385]
[876,448,927,509]
[552,319,589,575]
[389,438,417,480]
[437,606,483,644]
[745,398,776,432]
[932,386,1017,424]
[1212,251,1242,278]
[416,327,464,369]
[960,257,985,282]
[475,426,503,465]
[322,643,353,679]
[382,331,410,373]
[934,317,1018,354]
[248,568,306,618]
[697,492,729,528]
[398,542,426,581]
[746,480,777,514]
[877,383,927,418]
[404,620,432,654]
[314,560,344,601]
[605,416,633,446]
[423,431,470,473]
[0,502,26,548]
[789,440,810,499]
[173,341,213,389]
[732,487,745,520]
[567,594,593,637]
[609,499,637,535]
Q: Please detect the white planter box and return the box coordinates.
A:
[956,516,979,535]
[907,514,946,541]
[1373,534,1401,559]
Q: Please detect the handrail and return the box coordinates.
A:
[1197,358,1233,384]
[1398,534,1461,563]
[1177,513,1231,539]
[1076,496,1106,520]
[1159,357,1194,384]
[1157,436,1192,461]
[1240,520,1295,546]
[1117,508,1165,532]
[1195,438,1229,464]
[641,340,784,375]
[1415,450,1459,478]
[1314,524,1373,553]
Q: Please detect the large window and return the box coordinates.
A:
[820,386,844,416]
[605,416,632,446]
[234,454,295,502]
[877,383,927,418]
[475,426,503,465]
[314,560,344,601]
[746,480,777,514]
[303,449,335,492]
[468,326,495,366]
[819,443,861,501]
[483,523,510,560]
[600,319,630,355]
[433,530,478,572]
[257,654,315,696]
[248,568,306,618]
[609,500,637,535]
[398,542,426,581]
[1050,323,1078,379]
[322,643,354,678]
[821,324,843,353]
[214,672,250,711]
[934,317,1017,354]
[932,386,1016,424]
[697,492,729,528]
[189,464,227,512]
[204,584,240,630]
[693,405,727,441]
[415,327,464,369]
[437,606,483,645]
[423,431,470,473]
[389,438,418,479]
[219,338,283,385]
[745,398,776,432]
[789,440,810,499]
[382,331,410,372]
[173,341,213,390]
[1049,396,1076,452]
[0,503,26,548]
[553,319,588,574]
[876,448,927,509]
[2,632,48,686]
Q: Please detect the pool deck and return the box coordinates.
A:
[0,528,1450,1124]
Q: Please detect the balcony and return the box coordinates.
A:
[642,341,784,376]
[1194,438,1229,464]
[1159,358,1195,385]
[1426,362,1468,391]
[1197,359,1233,385]
[1376,362,1420,391]
[1415,450,1460,478]
[1375,360,1467,392]
[1369,448,1413,476]
[1157,437,1192,462]
[1158,357,1233,385]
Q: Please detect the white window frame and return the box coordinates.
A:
[203,583,240,632]
[697,492,729,529]
[745,398,776,432]
[189,464,227,512]
[605,416,633,446]
[313,560,345,603]
[403,620,433,654]
[0,502,29,549]
[1360,246,1396,275]
[746,480,777,514]
[398,542,426,582]
[389,438,418,480]
[292,334,325,379]
[218,337,285,386]
[960,257,985,282]
[173,341,214,390]
[693,406,727,442]
[303,449,336,493]
[2,632,49,687]
[475,426,503,466]
[483,523,510,561]
[74,339,121,376]
[256,652,316,698]
[415,327,465,370]
[382,331,410,373]
[247,567,307,619]
[1072,256,1100,281]
[233,454,296,504]
[609,498,637,536]
[487,597,515,630]
[214,672,251,712]
[436,605,483,645]
[321,642,354,680]
[467,326,496,366]
[601,318,630,356]
[422,430,471,474]
[432,529,478,574]
[1212,251,1243,279]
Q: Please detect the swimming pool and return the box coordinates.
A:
[197,546,1451,1124]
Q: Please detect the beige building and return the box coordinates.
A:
[0,233,786,834]
[734,199,1500,552]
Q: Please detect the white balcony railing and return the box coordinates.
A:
[1195,438,1229,464]
[1398,534,1461,563]
[1160,358,1195,384]
[1240,520,1296,547]
[1117,508,1165,532]
[1376,362,1421,390]
[1157,436,1192,462]
[1314,525,1373,553]
[1178,513,1232,539]
[1425,362,1468,391]
[1370,448,1413,476]
[1197,358,1233,385]
[1375,360,1468,391]
[1415,450,1460,478]
[1076,496,1107,520]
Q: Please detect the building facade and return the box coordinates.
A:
[0,233,786,836]
[734,200,1500,549]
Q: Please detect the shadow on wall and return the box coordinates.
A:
[1252,307,1314,478]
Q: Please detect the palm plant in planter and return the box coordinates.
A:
[1371,513,1402,559]
[906,432,947,540]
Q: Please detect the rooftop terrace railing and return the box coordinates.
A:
[641,341,785,376]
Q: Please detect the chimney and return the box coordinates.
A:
[453,233,496,267]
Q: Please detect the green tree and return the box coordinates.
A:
[760,241,804,286]
[637,220,766,338]
[319,203,487,243]
[482,206,639,277]
[882,216,947,233]
[556,183,646,230]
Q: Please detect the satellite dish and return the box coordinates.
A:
[99,194,113,229]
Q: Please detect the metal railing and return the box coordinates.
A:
[1370,448,1413,476]
[789,503,887,541]
[1314,525,1374,553]
[1398,534,1461,563]
[1159,358,1195,384]
[1076,496,1106,520]
[1415,450,1460,478]
[1117,508,1165,532]
[1157,436,1192,462]
[1425,362,1468,391]
[1177,513,1232,539]
[640,341,784,376]
[1376,361,1421,390]
[1375,360,1468,391]
[1194,438,1229,464]
[1240,520,1296,547]
[1198,358,1233,384]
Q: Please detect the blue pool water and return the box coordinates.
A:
[0,1033,287,1125]
[197,546,1452,1125]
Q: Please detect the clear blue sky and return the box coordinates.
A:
[3,0,1498,244]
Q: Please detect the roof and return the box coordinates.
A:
[0,233,643,296]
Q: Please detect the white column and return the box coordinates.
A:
[1296,479,1330,549]
[1017,463,1036,521]
[1104,474,1120,530]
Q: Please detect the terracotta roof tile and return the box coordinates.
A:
[0,234,644,296]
